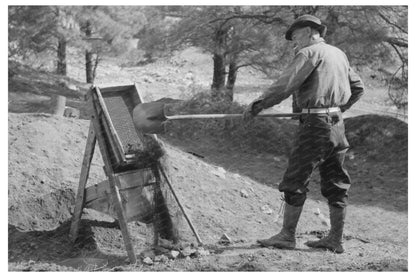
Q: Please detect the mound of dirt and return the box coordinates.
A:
[8,113,106,231]
[7,112,306,251]
[344,114,408,160]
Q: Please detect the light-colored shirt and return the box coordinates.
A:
[260,38,364,112]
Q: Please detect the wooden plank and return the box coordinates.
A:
[91,104,137,264]
[99,84,133,93]
[84,170,153,203]
[151,165,161,246]
[95,87,126,160]
[69,122,96,242]
[131,83,143,107]
[84,178,153,224]
[93,102,124,165]
[116,169,154,190]
[84,180,110,204]
[91,90,126,165]
[108,174,138,262]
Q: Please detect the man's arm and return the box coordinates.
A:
[260,52,319,110]
[340,67,365,112]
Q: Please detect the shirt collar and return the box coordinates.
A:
[309,37,325,46]
[297,37,325,51]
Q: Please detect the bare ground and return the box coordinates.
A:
[8,48,408,271]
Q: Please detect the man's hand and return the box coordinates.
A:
[243,99,263,122]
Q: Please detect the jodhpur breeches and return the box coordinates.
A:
[279,112,351,208]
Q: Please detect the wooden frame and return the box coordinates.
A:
[69,83,202,264]
[69,84,148,263]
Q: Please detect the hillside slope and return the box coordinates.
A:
[8,113,407,271]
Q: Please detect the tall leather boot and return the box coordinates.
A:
[257,203,303,249]
[305,205,346,253]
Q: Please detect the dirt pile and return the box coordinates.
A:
[162,93,298,156]
[344,114,408,160]
[8,113,105,231]
[8,112,301,253]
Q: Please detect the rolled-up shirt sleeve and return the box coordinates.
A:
[340,67,365,112]
[260,52,318,109]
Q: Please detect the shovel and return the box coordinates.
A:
[133,102,300,134]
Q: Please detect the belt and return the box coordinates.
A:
[301,107,340,114]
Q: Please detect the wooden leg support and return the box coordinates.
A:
[108,174,137,263]
[91,114,137,264]
[69,122,96,242]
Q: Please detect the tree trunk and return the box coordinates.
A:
[211,53,226,90]
[57,38,67,75]
[225,59,238,102]
[55,37,67,116]
[84,20,95,84]
[211,28,227,97]
[92,54,100,82]
[85,50,94,83]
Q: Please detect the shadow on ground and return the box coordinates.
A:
[8,220,127,271]
[162,114,408,213]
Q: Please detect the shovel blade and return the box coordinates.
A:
[132,102,167,134]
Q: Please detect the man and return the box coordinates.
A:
[244,15,364,254]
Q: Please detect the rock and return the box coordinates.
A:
[273,156,281,162]
[233,173,241,179]
[159,238,174,250]
[180,246,196,257]
[154,255,169,263]
[240,189,249,198]
[261,205,273,215]
[195,248,210,257]
[67,83,78,91]
[218,233,232,245]
[142,257,153,265]
[64,107,80,118]
[169,250,180,259]
[212,167,226,179]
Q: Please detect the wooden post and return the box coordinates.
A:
[69,122,96,242]
[53,95,66,116]
[90,107,137,264]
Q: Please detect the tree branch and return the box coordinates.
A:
[208,13,287,27]
[385,37,408,48]
[377,9,407,34]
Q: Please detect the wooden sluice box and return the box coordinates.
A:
[69,84,169,263]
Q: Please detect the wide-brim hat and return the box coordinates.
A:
[285,14,327,41]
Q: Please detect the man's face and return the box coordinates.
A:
[291,27,311,49]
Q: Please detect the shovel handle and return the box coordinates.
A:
[166,113,301,120]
